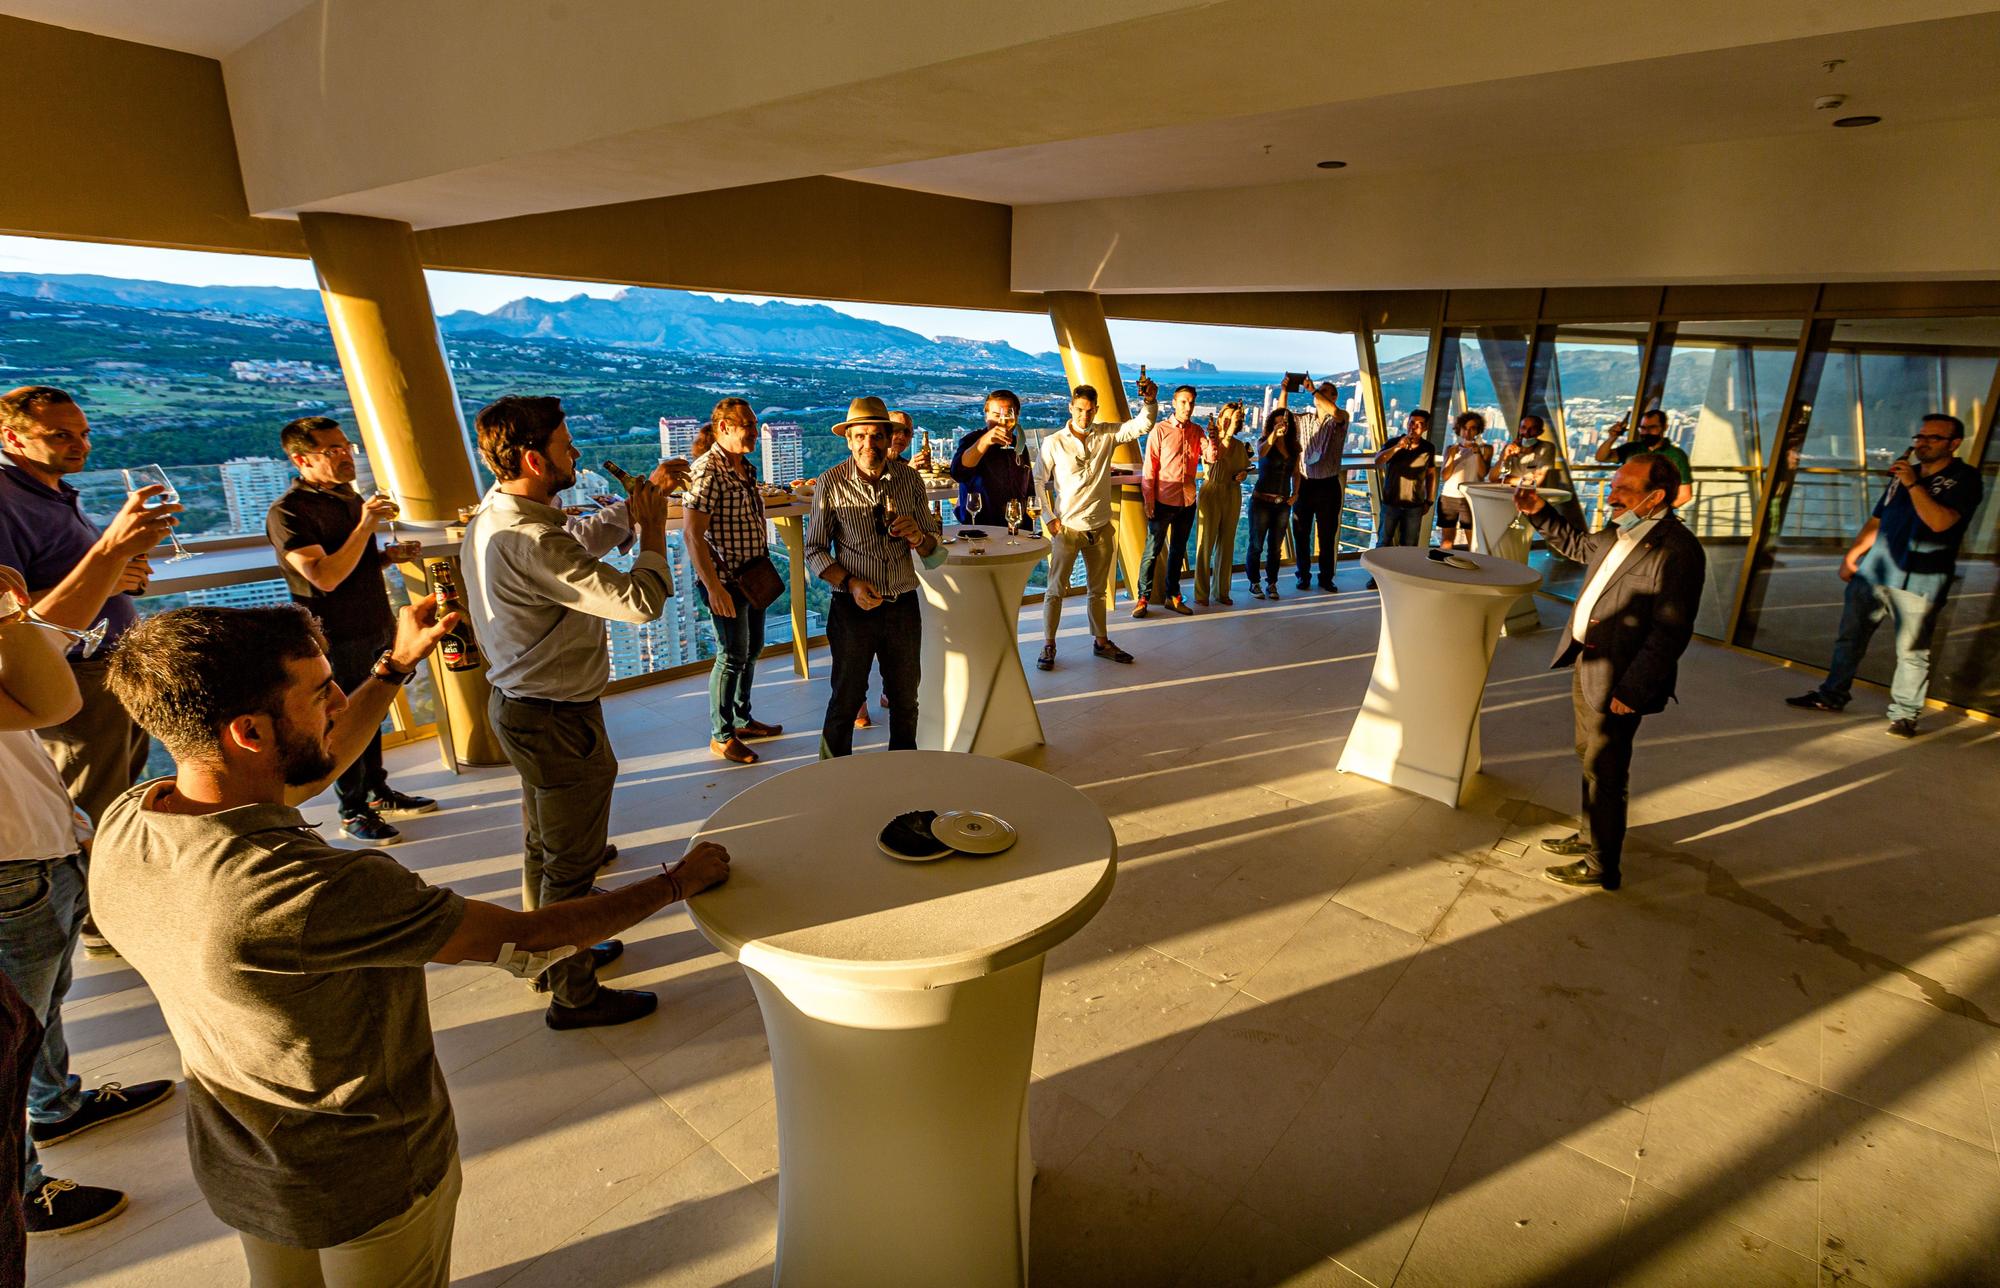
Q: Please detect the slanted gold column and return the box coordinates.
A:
[300,212,503,768]
[1046,292,1147,618]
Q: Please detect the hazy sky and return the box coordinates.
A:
[0,234,1357,373]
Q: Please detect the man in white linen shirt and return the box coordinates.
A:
[1035,378,1159,671]
[460,395,674,1030]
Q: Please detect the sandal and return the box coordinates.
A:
[1036,644,1056,671]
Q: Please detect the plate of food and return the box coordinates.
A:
[877,810,952,862]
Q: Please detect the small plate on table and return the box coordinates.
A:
[878,811,952,862]
[931,811,1017,856]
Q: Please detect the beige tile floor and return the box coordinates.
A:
[27,568,2000,1287]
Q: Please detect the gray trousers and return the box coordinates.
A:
[1044,526,1115,643]
[489,693,615,1008]
[40,658,150,828]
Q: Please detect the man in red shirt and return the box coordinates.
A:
[1135,384,1203,617]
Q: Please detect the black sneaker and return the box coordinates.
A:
[1036,644,1056,671]
[1785,691,1847,713]
[368,789,438,817]
[340,810,401,844]
[546,987,658,1030]
[31,1080,175,1146]
[1248,584,1265,599]
[1265,583,1280,600]
[1886,718,1920,739]
[1092,640,1134,664]
[1319,582,1339,594]
[24,1179,128,1237]
[530,941,624,994]
[598,843,619,871]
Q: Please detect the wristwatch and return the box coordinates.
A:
[370,650,419,686]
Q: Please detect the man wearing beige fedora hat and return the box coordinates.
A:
[804,397,943,757]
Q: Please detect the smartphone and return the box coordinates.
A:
[1282,372,1307,393]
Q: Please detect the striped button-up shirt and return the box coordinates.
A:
[1298,411,1347,480]
[804,457,941,599]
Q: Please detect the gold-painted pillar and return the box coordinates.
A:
[300,212,504,769]
[1046,291,1148,617]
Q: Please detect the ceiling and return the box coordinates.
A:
[841,14,2000,206]
[0,0,312,57]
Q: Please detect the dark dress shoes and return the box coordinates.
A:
[1543,860,1619,891]
[1538,833,1592,857]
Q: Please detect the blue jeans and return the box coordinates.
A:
[700,583,766,742]
[1818,577,1941,721]
[1377,502,1425,548]
[1140,503,1195,603]
[0,854,87,1195]
[1247,498,1290,585]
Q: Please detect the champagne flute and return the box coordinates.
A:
[0,588,108,658]
[1005,499,1023,541]
[120,465,192,562]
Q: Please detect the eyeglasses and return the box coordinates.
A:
[1912,434,1955,444]
[302,441,357,457]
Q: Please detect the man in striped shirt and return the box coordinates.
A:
[805,397,944,758]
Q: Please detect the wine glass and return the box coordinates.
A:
[371,489,420,561]
[965,492,983,530]
[119,465,192,562]
[1026,497,1042,535]
[0,588,108,658]
[1005,499,1023,541]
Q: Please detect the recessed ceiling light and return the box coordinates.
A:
[1316,160,1347,169]
[1833,115,1881,128]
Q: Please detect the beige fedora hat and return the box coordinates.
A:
[831,396,895,435]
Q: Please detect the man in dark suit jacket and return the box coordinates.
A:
[1515,454,1705,890]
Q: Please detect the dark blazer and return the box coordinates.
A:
[1530,507,1706,715]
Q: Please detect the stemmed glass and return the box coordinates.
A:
[371,488,420,562]
[1005,499,1023,542]
[965,492,983,530]
[119,465,192,562]
[0,588,108,658]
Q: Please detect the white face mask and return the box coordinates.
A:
[1612,492,1661,532]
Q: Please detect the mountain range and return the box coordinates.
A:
[0,271,1060,373]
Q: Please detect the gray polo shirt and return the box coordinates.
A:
[461,490,672,701]
[91,781,466,1248]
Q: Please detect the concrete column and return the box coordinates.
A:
[300,212,504,768]
[1046,291,1148,616]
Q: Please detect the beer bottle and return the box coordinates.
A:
[431,563,482,672]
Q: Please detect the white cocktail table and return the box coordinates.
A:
[1338,547,1540,807]
[916,525,1050,759]
[1462,483,1573,634]
[687,751,1116,1287]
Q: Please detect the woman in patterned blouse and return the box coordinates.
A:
[683,398,781,764]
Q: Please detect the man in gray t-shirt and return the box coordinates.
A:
[92,599,730,1285]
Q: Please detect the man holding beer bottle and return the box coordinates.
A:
[460,396,675,1030]
[267,416,435,844]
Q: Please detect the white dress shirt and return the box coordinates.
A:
[1039,402,1159,533]
[0,729,90,862]
[1569,516,1659,643]
[461,491,672,701]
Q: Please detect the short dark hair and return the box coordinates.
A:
[1173,384,1198,400]
[476,395,566,481]
[1407,408,1431,424]
[0,385,77,437]
[1519,414,1545,432]
[1922,412,1966,439]
[1071,385,1098,405]
[280,415,342,458]
[108,605,327,763]
[985,389,1020,412]
[1624,451,1682,501]
[1638,408,1669,429]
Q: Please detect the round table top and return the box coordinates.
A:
[934,525,1051,568]
[1361,546,1541,594]
[687,751,1116,989]
[1462,482,1576,504]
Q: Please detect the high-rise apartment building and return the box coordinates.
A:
[659,416,702,460]
[189,578,293,611]
[220,457,297,534]
[760,422,804,486]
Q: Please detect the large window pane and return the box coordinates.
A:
[1521,323,1647,599]
[1430,325,1530,445]
[1647,320,1803,636]
[1370,329,1431,434]
[1739,316,2000,714]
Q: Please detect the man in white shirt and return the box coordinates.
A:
[1514,455,1705,891]
[0,564,173,1237]
[460,395,675,1029]
[1036,379,1158,670]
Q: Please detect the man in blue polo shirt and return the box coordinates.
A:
[1787,413,1984,738]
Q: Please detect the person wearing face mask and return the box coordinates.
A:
[1594,409,1693,509]
[1786,413,1982,738]
[1514,453,1706,892]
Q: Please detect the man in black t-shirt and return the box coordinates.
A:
[1374,409,1437,550]
[265,417,435,843]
